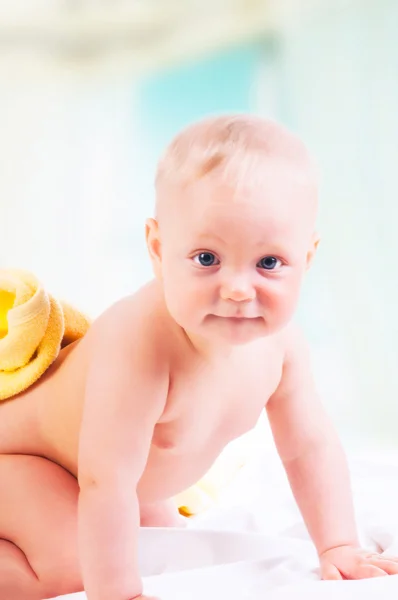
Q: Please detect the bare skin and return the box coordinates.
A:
[1,115,398,600]
[0,282,284,495]
[0,282,285,599]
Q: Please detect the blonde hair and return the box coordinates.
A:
[155,114,315,193]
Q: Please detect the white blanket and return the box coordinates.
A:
[56,445,398,599]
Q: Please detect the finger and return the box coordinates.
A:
[321,562,343,580]
[352,564,388,579]
[365,552,398,563]
[367,558,398,575]
[380,554,398,563]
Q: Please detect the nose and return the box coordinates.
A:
[220,273,256,303]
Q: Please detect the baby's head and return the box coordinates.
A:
[146,114,319,347]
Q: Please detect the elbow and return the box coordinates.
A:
[78,472,98,490]
[78,468,108,491]
[281,436,343,466]
[78,469,137,496]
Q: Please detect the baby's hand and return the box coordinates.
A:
[320,545,398,580]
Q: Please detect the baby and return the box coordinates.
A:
[1,114,398,600]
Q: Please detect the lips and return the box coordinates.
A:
[227,316,249,320]
[215,315,258,320]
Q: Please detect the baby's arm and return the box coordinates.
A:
[266,326,398,580]
[78,300,168,600]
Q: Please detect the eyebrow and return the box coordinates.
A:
[195,233,288,254]
[195,232,226,245]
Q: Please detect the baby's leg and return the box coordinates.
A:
[0,454,82,599]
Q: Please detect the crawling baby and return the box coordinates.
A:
[1,114,398,600]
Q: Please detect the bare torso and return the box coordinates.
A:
[0,283,284,505]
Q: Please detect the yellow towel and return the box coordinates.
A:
[0,269,91,401]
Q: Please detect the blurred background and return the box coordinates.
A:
[0,0,397,452]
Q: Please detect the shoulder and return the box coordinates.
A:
[266,324,316,416]
[88,279,174,356]
[91,281,170,340]
[270,322,312,398]
[278,322,311,367]
[80,282,175,426]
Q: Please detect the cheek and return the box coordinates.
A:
[161,263,213,323]
[261,273,303,318]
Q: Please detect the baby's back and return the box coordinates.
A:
[0,330,92,470]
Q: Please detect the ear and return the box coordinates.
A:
[306,232,320,270]
[145,218,162,279]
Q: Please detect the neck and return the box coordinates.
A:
[184,329,234,359]
[182,328,259,362]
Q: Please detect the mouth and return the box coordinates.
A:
[227,316,250,321]
[212,315,261,322]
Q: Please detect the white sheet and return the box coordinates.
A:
[55,445,398,599]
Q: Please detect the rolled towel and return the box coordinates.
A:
[0,268,91,401]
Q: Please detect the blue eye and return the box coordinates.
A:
[193,252,220,267]
[257,256,282,270]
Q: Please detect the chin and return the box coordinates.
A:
[223,329,268,345]
[206,316,269,345]
[222,333,262,345]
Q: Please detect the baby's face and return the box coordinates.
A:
[150,162,318,346]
